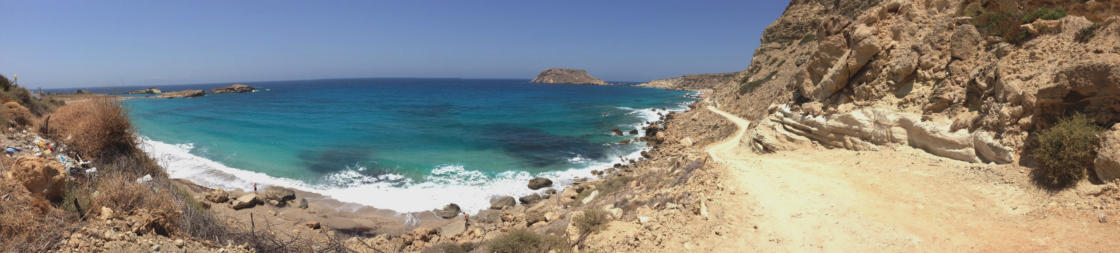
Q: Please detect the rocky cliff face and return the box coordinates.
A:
[637,73,737,91]
[531,68,608,85]
[710,0,1120,165]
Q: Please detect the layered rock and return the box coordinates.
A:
[531,68,607,85]
[751,105,1014,164]
[211,84,255,94]
[155,90,205,98]
[1097,124,1120,182]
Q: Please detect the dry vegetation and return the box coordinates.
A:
[1031,114,1103,189]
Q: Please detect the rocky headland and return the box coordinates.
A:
[636,72,737,91]
[531,68,608,85]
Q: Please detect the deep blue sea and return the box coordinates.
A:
[113,78,693,213]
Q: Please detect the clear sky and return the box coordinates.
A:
[0,0,788,88]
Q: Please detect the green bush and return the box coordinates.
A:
[573,209,610,234]
[1076,23,1102,43]
[1032,114,1102,188]
[1022,8,1066,23]
[738,71,777,95]
[422,242,476,253]
[486,229,568,253]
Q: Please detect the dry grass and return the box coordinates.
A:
[3,101,33,128]
[0,179,76,253]
[486,229,569,253]
[46,97,138,163]
[573,209,609,234]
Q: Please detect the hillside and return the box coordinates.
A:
[530,68,609,85]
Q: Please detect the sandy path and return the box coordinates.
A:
[704,106,1120,252]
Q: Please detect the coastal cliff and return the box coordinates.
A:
[531,68,608,85]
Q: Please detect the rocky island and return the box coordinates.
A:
[530,68,608,85]
[211,84,255,94]
[155,89,205,98]
[124,88,162,95]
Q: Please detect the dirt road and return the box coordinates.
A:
[704,106,1120,252]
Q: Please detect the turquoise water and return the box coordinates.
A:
[124,78,693,212]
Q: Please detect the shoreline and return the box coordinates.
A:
[156,93,703,235]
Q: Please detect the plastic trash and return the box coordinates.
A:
[4,147,21,155]
[136,174,153,183]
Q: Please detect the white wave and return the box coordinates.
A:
[138,136,651,214]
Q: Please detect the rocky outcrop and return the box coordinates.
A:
[637,73,736,91]
[229,194,261,210]
[489,196,516,210]
[125,88,162,95]
[7,156,68,201]
[155,90,205,99]
[751,105,1014,164]
[204,189,229,203]
[1096,124,1120,182]
[211,84,255,94]
[434,203,461,219]
[531,68,607,85]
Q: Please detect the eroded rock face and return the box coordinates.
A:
[1037,59,1120,125]
[1096,124,1120,182]
[530,68,607,85]
[751,105,1014,164]
[7,156,67,201]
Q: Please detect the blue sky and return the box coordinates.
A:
[0,0,787,88]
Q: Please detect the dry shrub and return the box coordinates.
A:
[0,179,75,252]
[422,242,477,253]
[93,173,180,236]
[486,229,569,253]
[573,209,609,234]
[47,97,138,163]
[1032,114,1103,188]
[3,102,32,127]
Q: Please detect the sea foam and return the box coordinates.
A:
[138,102,693,215]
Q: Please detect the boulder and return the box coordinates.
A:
[230,194,261,210]
[1095,124,1120,182]
[527,177,553,190]
[438,218,466,237]
[204,189,229,203]
[304,221,321,230]
[525,211,547,226]
[950,24,980,60]
[518,194,543,205]
[612,128,624,136]
[629,129,639,135]
[434,203,462,219]
[297,198,309,209]
[8,156,67,201]
[473,209,501,224]
[211,84,256,94]
[489,196,516,210]
[261,187,296,202]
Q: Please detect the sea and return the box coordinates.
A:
[66,78,696,213]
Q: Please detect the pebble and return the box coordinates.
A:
[174,239,185,248]
[1100,213,1108,224]
[151,244,161,251]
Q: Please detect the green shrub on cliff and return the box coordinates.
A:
[1032,114,1102,188]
